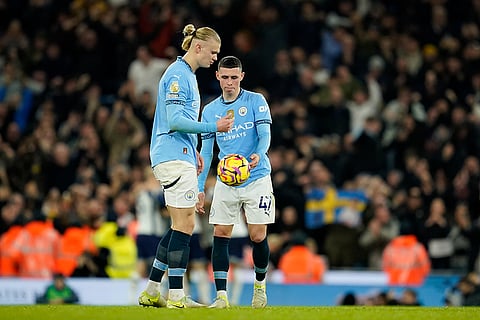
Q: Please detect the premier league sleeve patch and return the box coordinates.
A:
[167,80,180,99]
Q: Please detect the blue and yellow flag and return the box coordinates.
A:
[305,187,367,229]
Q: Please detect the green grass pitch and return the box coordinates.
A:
[0,305,478,320]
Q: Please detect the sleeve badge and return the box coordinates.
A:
[169,81,180,93]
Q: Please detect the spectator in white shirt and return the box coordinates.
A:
[127,45,169,103]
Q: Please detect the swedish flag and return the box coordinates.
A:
[305,187,367,229]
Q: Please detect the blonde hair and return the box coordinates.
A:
[181,24,221,51]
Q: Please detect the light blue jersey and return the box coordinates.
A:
[199,89,272,190]
[150,57,217,168]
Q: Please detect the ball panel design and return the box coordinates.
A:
[217,154,251,186]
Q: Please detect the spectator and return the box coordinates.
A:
[420,197,453,270]
[107,192,136,238]
[0,192,25,236]
[278,231,327,283]
[70,250,108,278]
[449,202,473,272]
[394,186,426,238]
[127,45,169,103]
[346,73,382,135]
[93,222,137,279]
[0,211,24,276]
[266,50,299,103]
[35,273,79,305]
[445,273,480,306]
[338,292,357,305]
[382,234,431,286]
[103,100,146,168]
[132,168,168,278]
[461,216,480,273]
[381,86,427,149]
[8,214,61,278]
[44,142,78,194]
[399,288,421,306]
[359,199,400,269]
[56,224,97,277]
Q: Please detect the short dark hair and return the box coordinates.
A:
[218,56,242,70]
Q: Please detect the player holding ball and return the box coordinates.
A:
[197,56,275,308]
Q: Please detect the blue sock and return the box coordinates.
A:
[252,238,269,281]
[212,236,230,291]
[149,228,172,282]
[167,230,191,289]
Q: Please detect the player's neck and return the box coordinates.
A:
[223,93,239,102]
[223,89,241,102]
[182,53,197,72]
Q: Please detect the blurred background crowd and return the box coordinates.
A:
[1,0,480,306]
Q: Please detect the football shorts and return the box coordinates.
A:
[209,175,275,225]
[152,160,198,208]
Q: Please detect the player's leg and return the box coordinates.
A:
[243,176,275,308]
[166,206,205,308]
[208,182,240,308]
[138,230,171,307]
[138,162,180,307]
[143,160,204,308]
[209,224,234,308]
[248,223,269,308]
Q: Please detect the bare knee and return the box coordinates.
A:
[213,225,233,238]
[169,207,196,234]
[250,233,266,243]
[248,225,267,243]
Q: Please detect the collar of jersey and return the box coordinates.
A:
[178,56,193,73]
[221,88,244,105]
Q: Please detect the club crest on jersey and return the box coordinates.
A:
[239,106,247,116]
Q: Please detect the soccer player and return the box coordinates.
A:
[197,56,275,308]
[138,24,233,309]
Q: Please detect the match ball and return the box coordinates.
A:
[217,154,251,187]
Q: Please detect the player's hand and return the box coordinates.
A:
[216,115,234,132]
[196,192,205,214]
[196,150,204,175]
[249,153,260,169]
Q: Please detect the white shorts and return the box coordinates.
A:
[152,160,198,208]
[209,175,275,225]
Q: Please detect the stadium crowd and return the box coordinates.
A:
[1,0,480,305]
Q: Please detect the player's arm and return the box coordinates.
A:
[250,93,272,168]
[163,75,215,133]
[250,122,271,169]
[167,104,232,133]
[196,131,215,214]
[166,102,217,133]
[163,74,229,133]
[198,133,215,193]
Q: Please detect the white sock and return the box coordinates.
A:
[145,280,160,296]
[217,290,227,298]
[169,289,185,301]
